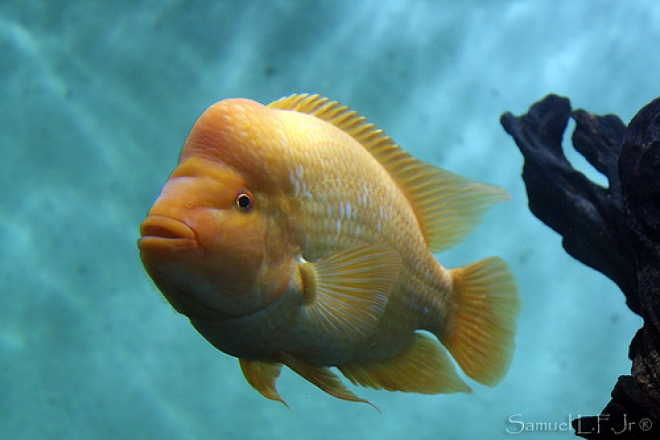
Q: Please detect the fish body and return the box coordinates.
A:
[138,94,520,405]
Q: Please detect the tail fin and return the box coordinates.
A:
[440,257,520,386]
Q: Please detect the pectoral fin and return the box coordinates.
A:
[298,245,402,342]
[339,332,472,394]
[239,358,287,407]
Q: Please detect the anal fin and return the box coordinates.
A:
[339,332,472,394]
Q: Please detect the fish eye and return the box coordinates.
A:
[235,191,253,212]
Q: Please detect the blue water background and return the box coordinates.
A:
[2,1,656,438]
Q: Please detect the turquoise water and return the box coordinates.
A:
[2,1,655,438]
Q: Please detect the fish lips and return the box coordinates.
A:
[138,215,198,252]
[138,215,217,319]
[138,215,250,321]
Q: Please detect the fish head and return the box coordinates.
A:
[138,99,296,320]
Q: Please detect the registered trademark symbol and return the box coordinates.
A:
[639,417,652,432]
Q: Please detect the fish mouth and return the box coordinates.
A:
[138,215,198,251]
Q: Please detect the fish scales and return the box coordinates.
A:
[273,111,453,365]
[138,93,520,406]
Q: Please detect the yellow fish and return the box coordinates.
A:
[138,94,520,406]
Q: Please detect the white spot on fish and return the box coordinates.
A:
[345,201,352,219]
[336,219,342,235]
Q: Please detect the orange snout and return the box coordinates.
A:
[138,164,270,319]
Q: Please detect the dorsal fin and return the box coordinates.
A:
[268,94,509,252]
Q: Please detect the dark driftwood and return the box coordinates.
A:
[501,95,660,439]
